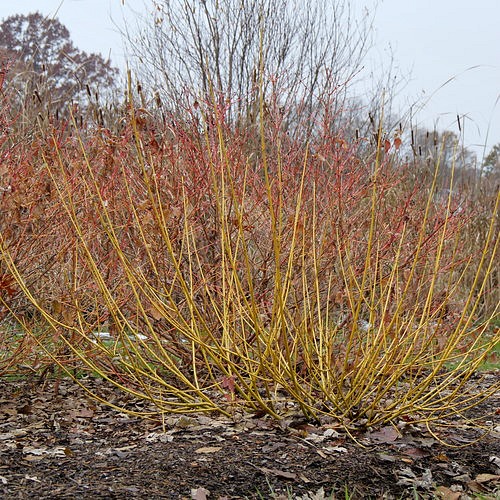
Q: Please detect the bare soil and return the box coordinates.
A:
[0,373,499,499]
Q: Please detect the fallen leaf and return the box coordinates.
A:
[418,469,434,489]
[221,375,235,393]
[259,467,296,480]
[378,453,397,463]
[368,426,400,443]
[398,467,417,480]
[194,446,221,454]
[397,467,434,489]
[451,473,471,483]
[191,487,210,499]
[467,480,488,494]
[417,437,436,447]
[22,446,69,459]
[22,446,47,456]
[17,404,32,415]
[147,305,164,321]
[403,447,429,458]
[436,485,461,500]
[475,473,500,483]
[0,430,27,440]
[24,475,41,483]
[299,487,326,500]
[145,432,174,443]
[175,416,198,429]
[323,428,340,438]
[69,408,94,418]
[323,446,348,454]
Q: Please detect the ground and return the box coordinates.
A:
[0,373,499,499]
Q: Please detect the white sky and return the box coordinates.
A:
[0,0,498,160]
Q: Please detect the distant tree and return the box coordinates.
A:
[409,128,479,189]
[0,12,118,109]
[483,143,500,178]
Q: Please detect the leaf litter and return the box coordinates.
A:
[0,373,498,499]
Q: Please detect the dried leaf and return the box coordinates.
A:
[191,487,210,499]
[323,446,348,454]
[24,475,41,483]
[221,375,235,393]
[259,467,296,480]
[300,487,326,499]
[194,446,221,454]
[368,426,400,443]
[397,467,433,489]
[417,437,436,448]
[147,305,164,321]
[323,428,340,438]
[436,486,461,500]
[175,416,198,429]
[403,447,429,458]
[0,429,27,440]
[467,480,488,493]
[69,408,94,418]
[475,473,500,483]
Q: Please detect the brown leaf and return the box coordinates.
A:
[259,467,296,480]
[63,447,74,457]
[467,480,488,493]
[17,404,33,415]
[323,446,348,454]
[69,408,94,418]
[221,375,235,393]
[194,446,221,454]
[436,486,461,500]
[403,447,429,458]
[191,487,210,499]
[147,305,164,321]
[475,473,500,483]
[368,426,400,443]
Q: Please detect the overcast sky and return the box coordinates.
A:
[0,0,498,160]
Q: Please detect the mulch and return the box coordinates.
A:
[0,372,499,499]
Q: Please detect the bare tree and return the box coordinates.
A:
[124,0,376,132]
